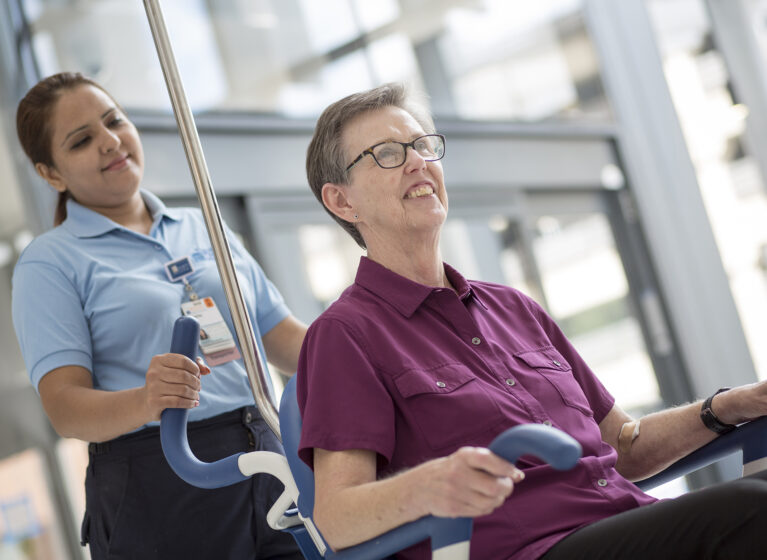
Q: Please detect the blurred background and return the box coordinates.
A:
[2,0,767,557]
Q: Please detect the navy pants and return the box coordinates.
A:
[80,406,303,560]
[541,470,767,559]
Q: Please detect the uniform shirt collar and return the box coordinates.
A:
[354,256,486,317]
[62,190,182,238]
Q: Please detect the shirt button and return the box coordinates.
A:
[154,245,163,251]
[436,381,446,388]
[543,420,553,427]
[505,379,516,386]
[471,337,481,345]
[597,479,608,487]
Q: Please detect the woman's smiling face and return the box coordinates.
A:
[339,105,448,252]
[37,84,144,214]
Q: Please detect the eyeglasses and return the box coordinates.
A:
[345,134,446,172]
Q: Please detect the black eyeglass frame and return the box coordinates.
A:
[345,134,446,172]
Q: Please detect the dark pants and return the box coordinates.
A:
[541,470,767,560]
[81,406,303,560]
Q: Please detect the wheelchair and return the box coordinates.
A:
[161,316,767,560]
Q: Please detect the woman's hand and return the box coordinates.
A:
[142,354,211,421]
[39,360,207,442]
[415,446,524,519]
[312,446,524,550]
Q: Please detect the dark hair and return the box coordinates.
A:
[16,72,115,226]
[305,83,435,249]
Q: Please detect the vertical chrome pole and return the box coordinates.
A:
[142,0,281,439]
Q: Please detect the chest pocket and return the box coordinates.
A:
[393,364,504,451]
[514,347,593,417]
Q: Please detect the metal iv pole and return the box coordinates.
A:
[142,0,281,439]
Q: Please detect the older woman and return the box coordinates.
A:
[296,83,767,560]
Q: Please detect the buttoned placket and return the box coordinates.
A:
[434,288,567,427]
[425,288,546,420]
[427,289,496,370]
[121,224,170,257]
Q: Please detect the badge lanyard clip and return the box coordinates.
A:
[165,256,198,300]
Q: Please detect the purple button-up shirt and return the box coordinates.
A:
[298,257,656,559]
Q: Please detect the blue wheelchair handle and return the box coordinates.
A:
[329,424,582,559]
[160,316,248,489]
[488,424,583,471]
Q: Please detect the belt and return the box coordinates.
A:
[88,405,260,456]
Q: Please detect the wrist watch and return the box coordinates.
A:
[700,387,737,435]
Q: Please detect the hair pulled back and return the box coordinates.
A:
[16,72,112,225]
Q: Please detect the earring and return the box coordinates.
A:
[353,214,359,220]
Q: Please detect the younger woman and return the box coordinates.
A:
[12,72,306,560]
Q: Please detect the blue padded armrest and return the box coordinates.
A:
[279,376,582,560]
[280,375,318,518]
[160,316,248,489]
[636,415,767,491]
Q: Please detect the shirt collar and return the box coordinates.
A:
[354,256,486,317]
[62,190,182,238]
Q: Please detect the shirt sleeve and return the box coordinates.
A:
[297,315,396,469]
[524,296,616,423]
[12,259,93,391]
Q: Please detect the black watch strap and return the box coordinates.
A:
[700,387,736,435]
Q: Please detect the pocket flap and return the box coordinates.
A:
[393,364,475,398]
[515,347,571,372]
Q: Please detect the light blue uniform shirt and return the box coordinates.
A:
[12,190,289,425]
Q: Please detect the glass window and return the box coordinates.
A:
[0,449,69,559]
[297,224,362,309]
[646,0,767,381]
[27,0,225,112]
[439,0,607,120]
[527,212,660,412]
[21,0,610,122]
[300,0,358,53]
[352,0,399,33]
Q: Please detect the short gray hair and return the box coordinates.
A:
[305,83,435,249]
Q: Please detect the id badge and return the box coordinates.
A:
[165,256,194,282]
[181,297,242,366]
